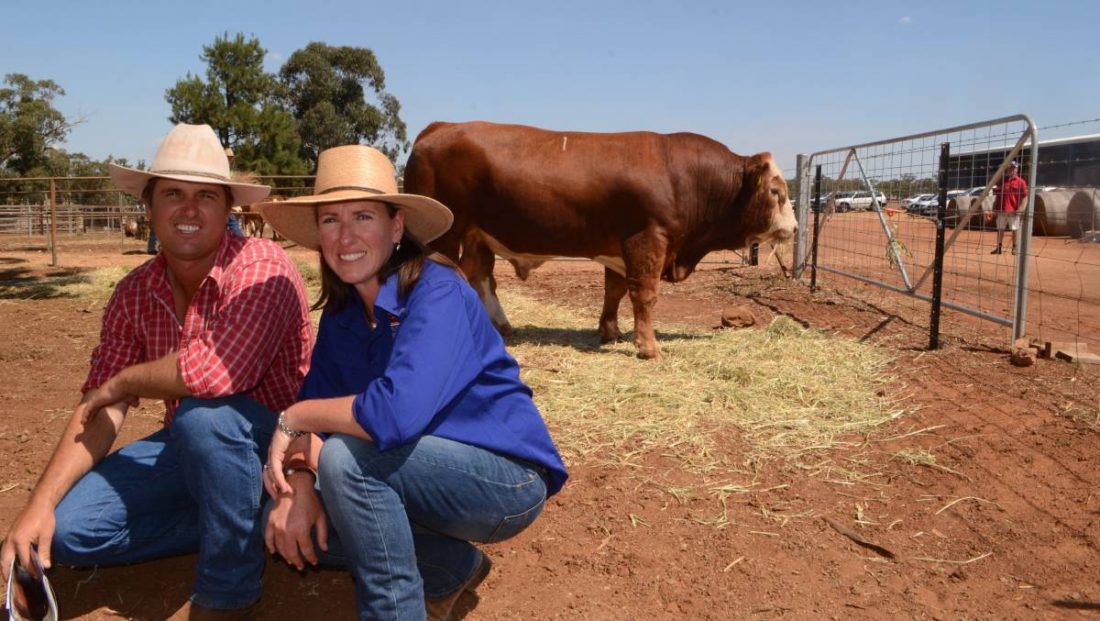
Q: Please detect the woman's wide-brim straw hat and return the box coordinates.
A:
[109,123,271,206]
[257,145,453,250]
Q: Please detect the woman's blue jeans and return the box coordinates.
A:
[50,395,275,609]
[291,434,548,621]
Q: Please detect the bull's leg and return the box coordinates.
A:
[622,233,666,360]
[599,267,627,343]
[461,233,513,337]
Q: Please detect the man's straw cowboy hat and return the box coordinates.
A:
[257,145,453,250]
[109,123,270,206]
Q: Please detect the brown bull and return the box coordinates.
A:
[404,121,797,359]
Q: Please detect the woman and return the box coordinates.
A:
[257,145,567,620]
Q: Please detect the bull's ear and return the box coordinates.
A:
[746,153,774,185]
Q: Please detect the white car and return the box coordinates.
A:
[835,190,888,211]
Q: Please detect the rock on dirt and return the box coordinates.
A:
[1010,338,1037,367]
[720,305,756,328]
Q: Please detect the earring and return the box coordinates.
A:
[394,241,402,253]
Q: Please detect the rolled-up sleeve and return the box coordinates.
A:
[178,260,302,398]
[82,283,143,392]
[352,280,482,449]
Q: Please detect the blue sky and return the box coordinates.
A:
[2,1,1096,173]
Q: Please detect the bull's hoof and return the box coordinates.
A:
[599,329,623,344]
[635,345,662,360]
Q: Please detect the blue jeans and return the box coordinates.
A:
[51,396,276,609]
[282,434,547,620]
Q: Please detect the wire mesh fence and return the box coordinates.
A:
[792,115,1100,358]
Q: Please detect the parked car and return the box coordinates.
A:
[835,190,888,211]
[818,191,852,212]
[911,195,939,216]
[904,193,935,212]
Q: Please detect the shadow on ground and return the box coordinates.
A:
[0,266,93,300]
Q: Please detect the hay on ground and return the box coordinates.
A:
[501,289,904,480]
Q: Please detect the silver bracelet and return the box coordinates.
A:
[277,410,305,439]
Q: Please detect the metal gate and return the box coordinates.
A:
[791,115,1039,349]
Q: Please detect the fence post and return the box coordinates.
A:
[793,154,807,277]
[810,165,822,293]
[929,143,949,350]
[49,178,59,267]
[1011,127,1040,342]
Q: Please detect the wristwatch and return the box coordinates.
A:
[277,410,305,439]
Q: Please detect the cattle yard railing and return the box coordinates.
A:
[0,174,318,265]
[787,114,1100,353]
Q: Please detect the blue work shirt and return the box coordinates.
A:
[300,259,567,495]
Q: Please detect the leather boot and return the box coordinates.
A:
[425,553,493,621]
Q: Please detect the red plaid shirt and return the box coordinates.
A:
[83,234,314,425]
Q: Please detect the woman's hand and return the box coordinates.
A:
[265,428,310,497]
[264,473,329,570]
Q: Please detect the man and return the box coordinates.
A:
[148,147,245,254]
[991,160,1029,255]
[0,123,314,620]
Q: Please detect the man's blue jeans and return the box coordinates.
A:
[269,434,548,621]
[51,395,275,609]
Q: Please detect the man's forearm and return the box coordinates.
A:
[116,351,190,401]
[29,400,127,510]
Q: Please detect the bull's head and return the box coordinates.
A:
[664,151,798,282]
[746,153,797,246]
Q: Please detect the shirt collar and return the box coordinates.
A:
[375,270,404,317]
[332,268,408,331]
[205,233,242,288]
[143,233,240,295]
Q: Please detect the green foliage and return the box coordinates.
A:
[0,74,74,176]
[165,33,309,178]
[280,42,408,164]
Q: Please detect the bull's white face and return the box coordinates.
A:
[759,157,797,244]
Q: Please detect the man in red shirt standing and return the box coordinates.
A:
[0,124,314,620]
[992,160,1029,255]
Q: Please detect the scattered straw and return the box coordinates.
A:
[723,556,746,572]
[892,449,970,481]
[501,288,905,483]
[935,496,1002,515]
[912,552,993,565]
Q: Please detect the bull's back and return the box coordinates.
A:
[406,121,714,257]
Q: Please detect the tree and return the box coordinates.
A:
[0,74,79,176]
[166,33,309,178]
[280,42,408,163]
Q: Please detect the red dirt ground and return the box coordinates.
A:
[1,234,1098,620]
